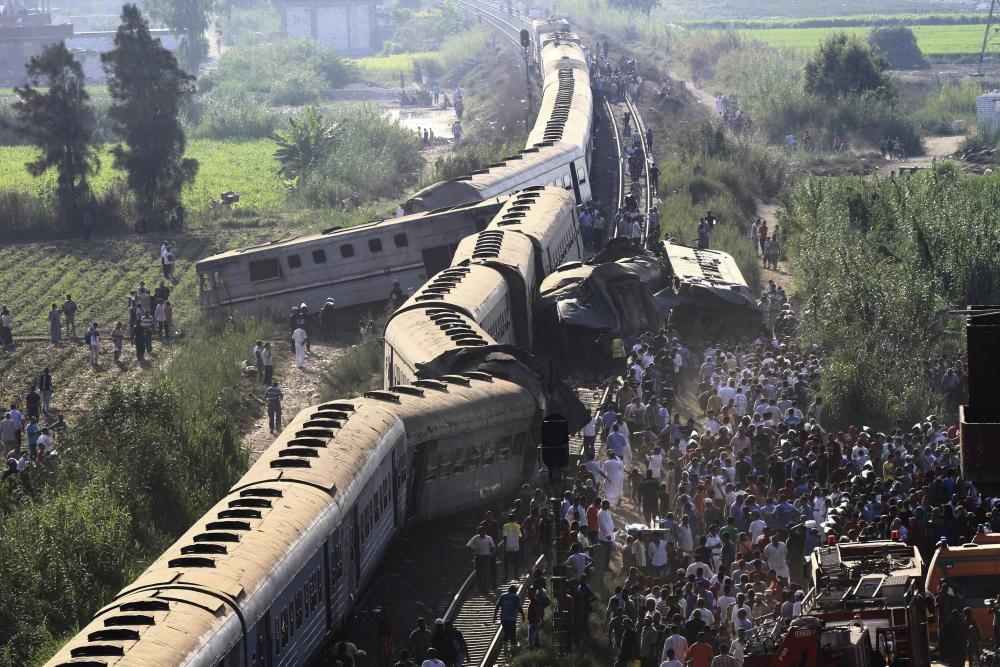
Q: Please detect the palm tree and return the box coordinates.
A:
[273,106,342,184]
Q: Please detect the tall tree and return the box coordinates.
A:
[146,0,213,74]
[11,42,99,225]
[804,33,894,101]
[103,4,198,222]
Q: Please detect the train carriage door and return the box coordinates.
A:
[421,246,454,277]
[250,612,271,667]
[568,162,583,204]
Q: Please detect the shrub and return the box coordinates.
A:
[868,26,930,69]
[186,89,284,139]
[296,105,422,207]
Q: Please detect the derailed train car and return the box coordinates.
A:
[46,373,547,667]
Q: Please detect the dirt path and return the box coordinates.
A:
[877,134,964,175]
[243,339,346,462]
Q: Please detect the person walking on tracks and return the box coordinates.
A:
[292,325,308,369]
[467,524,497,596]
[493,584,525,653]
[501,513,523,580]
[265,381,283,433]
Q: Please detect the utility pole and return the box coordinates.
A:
[979,0,997,76]
[520,29,533,131]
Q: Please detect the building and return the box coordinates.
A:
[272,0,377,55]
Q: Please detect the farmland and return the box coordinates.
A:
[0,138,286,225]
[735,23,989,55]
[0,226,277,415]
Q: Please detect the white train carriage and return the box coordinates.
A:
[47,374,542,667]
[195,198,504,316]
[488,187,583,275]
[383,307,496,388]
[394,263,520,347]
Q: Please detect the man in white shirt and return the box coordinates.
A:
[748,511,767,544]
[730,629,746,666]
[292,326,308,368]
[661,627,688,665]
[565,543,592,579]
[467,526,496,595]
[596,500,615,572]
[763,534,789,580]
[647,533,668,576]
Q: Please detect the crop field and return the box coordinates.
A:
[0,226,276,415]
[0,138,285,223]
[735,23,989,54]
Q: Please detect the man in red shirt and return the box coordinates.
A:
[688,632,716,667]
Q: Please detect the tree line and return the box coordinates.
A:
[5,4,196,233]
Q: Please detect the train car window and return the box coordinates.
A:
[279,609,289,649]
[452,447,466,474]
[248,258,281,282]
[368,238,383,253]
[340,244,355,258]
[393,233,409,248]
[295,592,304,628]
[437,451,452,479]
[287,254,302,269]
[312,249,327,264]
[498,434,513,460]
[468,444,481,468]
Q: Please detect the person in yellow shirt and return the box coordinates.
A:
[501,515,523,580]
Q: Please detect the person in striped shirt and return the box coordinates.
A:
[264,381,283,433]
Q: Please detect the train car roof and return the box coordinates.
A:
[384,307,496,369]
[489,187,576,238]
[196,198,503,267]
[395,263,507,321]
[527,67,592,148]
[234,399,401,492]
[452,227,537,275]
[661,241,753,294]
[46,587,237,666]
[390,374,540,443]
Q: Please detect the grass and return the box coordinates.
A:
[353,28,490,86]
[679,13,987,30]
[734,24,989,55]
[0,138,285,225]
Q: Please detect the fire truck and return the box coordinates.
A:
[743,617,881,667]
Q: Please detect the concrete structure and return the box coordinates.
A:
[976,90,1000,137]
[0,4,72,84]
[273,0,376,55]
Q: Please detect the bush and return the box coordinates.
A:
[201,38,357,103]
[186,89,284,139]
[296,105,422,207]
[386,3,468,53]
[0,319,264,667]
[321,339,384,399]
[868,26,930,70]
[912,79,980,133]
[783,170,1000,426]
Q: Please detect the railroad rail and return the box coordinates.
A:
[453,0,529,49]
[624,90,653,242]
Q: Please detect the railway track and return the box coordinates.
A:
[607,90,653,244]
[453,0,529,49]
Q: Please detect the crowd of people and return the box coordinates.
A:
[2,369,60,492]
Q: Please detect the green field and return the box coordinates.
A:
[736,23,988,54]
[0,138,285,221]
